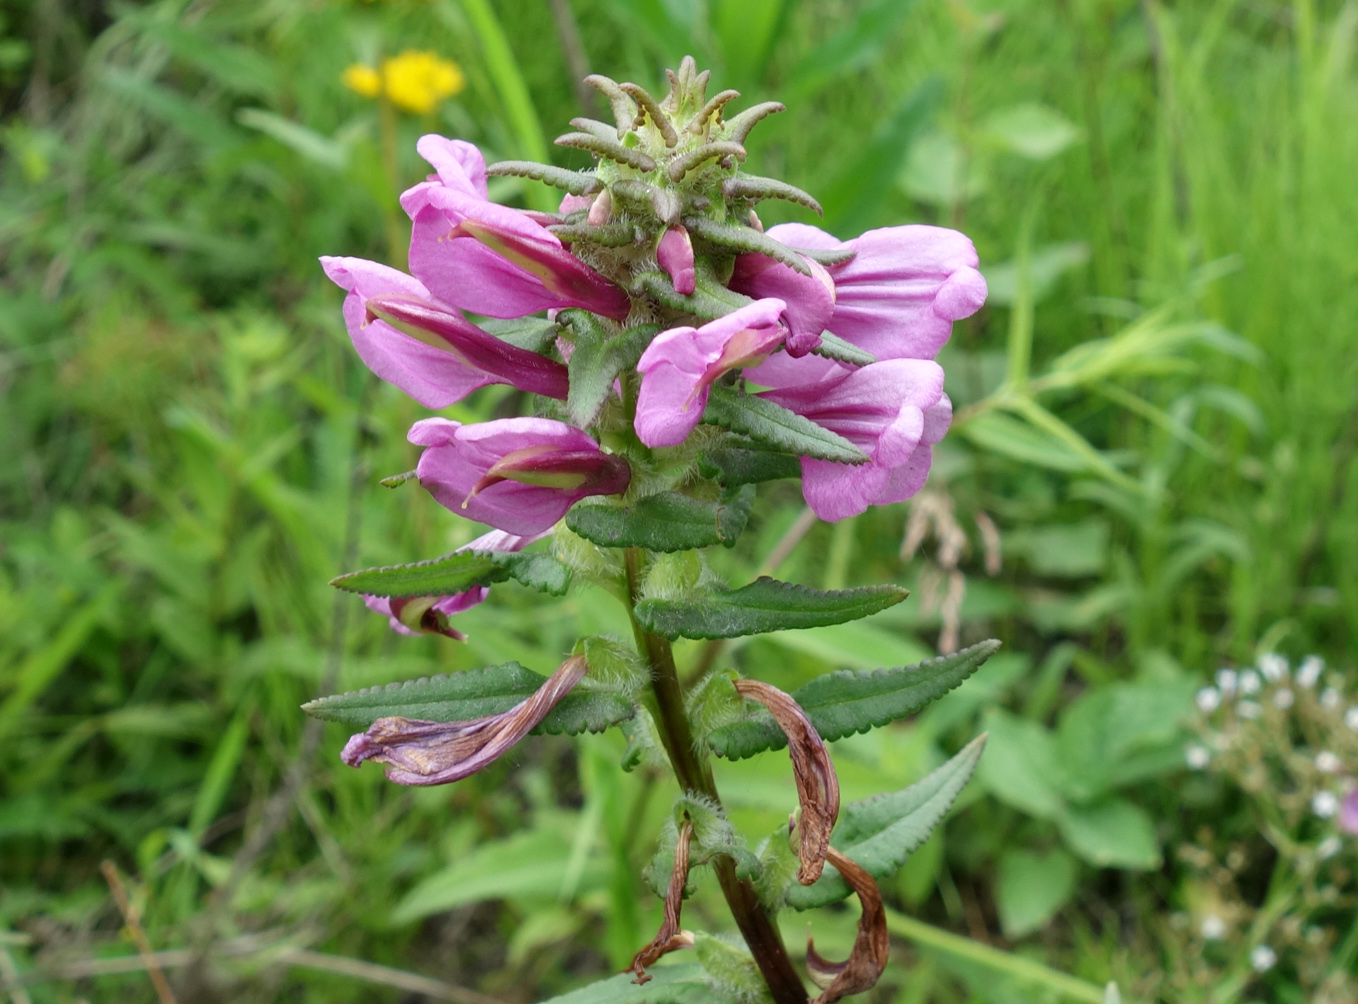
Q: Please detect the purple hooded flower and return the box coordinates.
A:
[734,222,987,361]
[634,298,788,448]
[410,417,631,535]
[749,353,950,522]
[401,136,631,321]
[320,257,569,407]
[341,654,589,786]
[362,529,548,639]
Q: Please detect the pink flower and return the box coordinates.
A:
[728,250,836,357]
[320,257,569,406]
[749,354,950,521]
[656,225,696,295]
[634,299,788,448]
[401,136,631,321]
[341,654,589,786]
[734,222,987,361]
[410,417,631,535]
[1340,789,1358,836]
[362,529,548,639]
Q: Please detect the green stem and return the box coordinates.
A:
[622,548,807,1004]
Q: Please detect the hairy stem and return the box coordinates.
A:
[622,548,806,1004]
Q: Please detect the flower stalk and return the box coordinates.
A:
[622,548,807,1004]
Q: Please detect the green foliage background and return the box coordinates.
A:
[2,0,1356,1001]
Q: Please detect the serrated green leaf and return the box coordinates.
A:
[812,332,877,366]
[702,385,868,464]
[787,736,986,909]
[635,576,908,641]
[566,487,755,552]
[536,964,710,1004]
[300,662,632,736]
[698,445,802,486]
[562,315,659,426]
[707,640,999,759]
[331,550,570,598]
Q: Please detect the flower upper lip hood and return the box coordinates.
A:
[321,256,570,406]
[738,222,987,361]
[401,136,631,321]
[751,353,952,522]
[410,416,631,536]
[634,298,788,448]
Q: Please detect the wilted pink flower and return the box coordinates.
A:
[728,250,836,357]
[320,257,569,406]
[341,655,589,785]
[363,529,548,639]
[410,417,631,534]
[750,354,949,521]
[1340,789,1358,836]
[738,222,986,361]
[634,298,788,448]
[656,225,696,295]
[401,136,630,321]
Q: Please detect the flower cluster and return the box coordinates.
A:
[1170,652,1358,1000]
[323,64,984,602]
[343,50,466,114]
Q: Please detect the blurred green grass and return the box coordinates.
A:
[1,0,1356,1001]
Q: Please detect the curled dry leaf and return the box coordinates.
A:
[629,820,696,983]
[340,655,588,785]
[733,678,839,884]
[806,847,889,1004]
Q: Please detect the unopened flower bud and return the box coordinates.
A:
[587,188,613,227]
[656,225,696,295]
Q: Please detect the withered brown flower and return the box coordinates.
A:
[733,678,840,884]
[341,654,588,785]
[629,820,696,984]
[806,847,889,1004]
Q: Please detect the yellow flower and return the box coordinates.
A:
[342,64,382,99]
[343,51,466,115]
[382,50,466,114]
